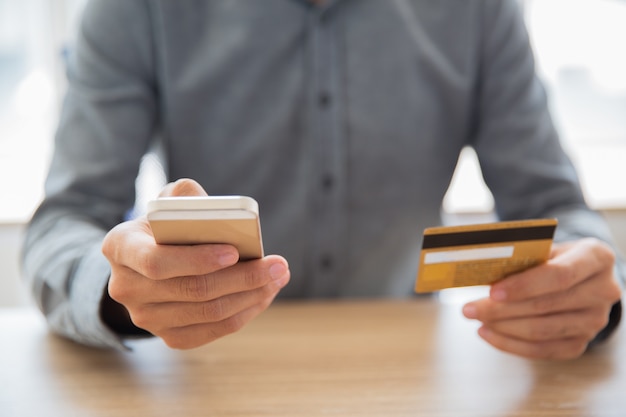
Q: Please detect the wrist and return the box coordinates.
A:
[99,291,152,337]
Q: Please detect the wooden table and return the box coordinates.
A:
[1,299,624,417]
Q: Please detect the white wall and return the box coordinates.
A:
[604,210,626,260]
[0,223,31,307]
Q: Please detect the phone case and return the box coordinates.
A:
[147,196,264,260]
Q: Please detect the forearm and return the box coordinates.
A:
[471,1,624,346]
[22,207,129,349]
[21,0,163,348]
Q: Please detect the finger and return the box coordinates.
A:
[103,218,240,281]
[159,178,209,197]
[483,309,607,343]
[110,255,289,305]
[463,288,583,322]
[157,298,277,349]
[476,325,589,360]
[162,255,289,302]
[489,238,616,302]
[463,271,617,322]
[130,279,285,332]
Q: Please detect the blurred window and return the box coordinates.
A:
[445,0,626,213]
[0,0,84,222]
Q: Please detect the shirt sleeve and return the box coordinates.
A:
[21,0,157,349]
[471,0,623,341]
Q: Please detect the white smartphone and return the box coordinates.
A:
[147,195,264,260]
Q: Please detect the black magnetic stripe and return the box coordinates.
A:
[422,225,556,249]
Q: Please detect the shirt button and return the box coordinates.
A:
[321,173,334,191]
[319,255,334,271]
[318,91,331,108]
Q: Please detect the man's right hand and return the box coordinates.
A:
[101,178,290,349]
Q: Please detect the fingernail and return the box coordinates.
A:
[491,289,507,301]
[269,262,288,281]
[477,326,491,339]
[463,304,477,319]
[218,250,238,266]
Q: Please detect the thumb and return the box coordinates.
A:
[159,178,209,198]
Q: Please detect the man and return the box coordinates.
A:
[23,0,623,359]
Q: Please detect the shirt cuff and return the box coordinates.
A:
[588,300,622,348]
[68,242,135,350]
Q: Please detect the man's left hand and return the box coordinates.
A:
[462,238,622,360]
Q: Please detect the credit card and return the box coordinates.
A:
[415,218,557,293]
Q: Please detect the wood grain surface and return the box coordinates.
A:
[0,299,623,417]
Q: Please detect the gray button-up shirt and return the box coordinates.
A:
[23,0,623,348]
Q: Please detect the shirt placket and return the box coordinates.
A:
[306,7,348,296]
